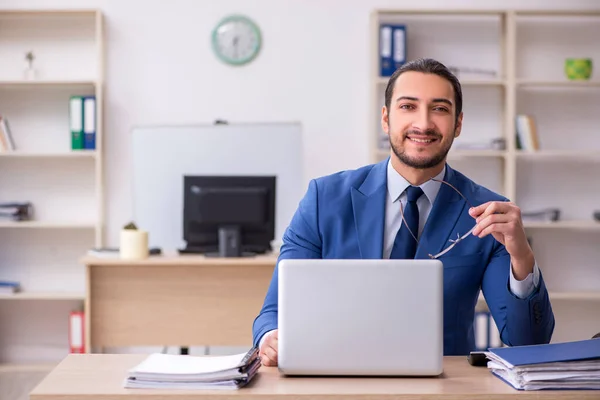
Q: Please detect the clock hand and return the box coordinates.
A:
[232,36,239,58]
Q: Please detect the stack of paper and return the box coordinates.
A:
[124,347,261,390]
[485,338,600,390]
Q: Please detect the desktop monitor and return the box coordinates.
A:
[181,175,276,257]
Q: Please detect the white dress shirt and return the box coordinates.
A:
[258,161,540,350]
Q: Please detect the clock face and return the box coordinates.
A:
[212,15,261,65]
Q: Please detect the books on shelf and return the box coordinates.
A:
[516,114,539,151]
[521,208,560,223]
[485,338,600,390]
[124,347,261,390]
[0,202,33,221]
[0,115,15,152]
[0,280,20,295]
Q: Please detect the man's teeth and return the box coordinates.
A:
[409,137,434,143]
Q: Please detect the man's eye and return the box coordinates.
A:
[433,107,449,112]
[400,104,414,110]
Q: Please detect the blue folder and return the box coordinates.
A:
[489,338,600,366]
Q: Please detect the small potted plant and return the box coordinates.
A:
[120,221,149,259]
[24,51,36,80]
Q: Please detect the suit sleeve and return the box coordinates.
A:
[251,179,323,347]
[481,241,555,347]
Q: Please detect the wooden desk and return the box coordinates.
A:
[30,354,599,400]
[80,253,277,351]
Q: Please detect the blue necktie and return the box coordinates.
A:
[390,186,424,259]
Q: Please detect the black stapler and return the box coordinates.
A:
[467,351,488,367]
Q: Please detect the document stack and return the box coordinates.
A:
[0,202,32,221]
[124,347,261,390]
[485,338,600,390]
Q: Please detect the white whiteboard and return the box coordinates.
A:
[131,122,304,251]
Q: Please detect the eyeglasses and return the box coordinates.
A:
[399,178,476,260]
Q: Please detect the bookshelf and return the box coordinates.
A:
[371,9,600,344]
[0,9,104,370]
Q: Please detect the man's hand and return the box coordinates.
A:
[469,201,535,280]
[259,330,278,366]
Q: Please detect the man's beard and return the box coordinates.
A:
[389,128,453,169]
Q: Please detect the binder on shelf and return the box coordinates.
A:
[473,310,502,351]
[379,24,406,77]
[83,96,96,150]
[474,311,489,351]
[69,310,85,353]
[70,96,84,150]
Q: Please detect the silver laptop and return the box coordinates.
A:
[277,258,443,376]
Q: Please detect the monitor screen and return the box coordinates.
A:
[192,187,267,225]
[182,175,276,255]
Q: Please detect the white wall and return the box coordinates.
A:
[2,0,599,246]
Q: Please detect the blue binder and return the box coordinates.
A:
[489,338,600,366]
[379,24,406,77]
[83,95,96,150]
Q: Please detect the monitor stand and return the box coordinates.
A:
[179,225,270,257]
[217,225,241,257]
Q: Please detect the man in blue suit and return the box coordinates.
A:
[253,58,555,366]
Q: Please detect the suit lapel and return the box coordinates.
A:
[415,164,468,259]
[351,159,388,259]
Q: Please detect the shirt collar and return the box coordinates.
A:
[387,158,446,205]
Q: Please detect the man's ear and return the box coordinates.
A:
[454,112,463,138]
[381,106,390,135]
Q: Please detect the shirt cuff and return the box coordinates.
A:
[259,329,276,350]
[509,260,540,299]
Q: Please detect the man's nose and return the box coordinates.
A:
[412,108,434,131]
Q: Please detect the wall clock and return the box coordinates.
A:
[211,15,262,66]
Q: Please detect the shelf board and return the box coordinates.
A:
[0,221,96,229]
[0,362,57,373]
[0,292,84,301]
[0,151,96,159]
[376,77,504,86]
[516,150,600,161]
[0,80,97,88]
[0,9,99,17]
[478,291,600,307]
[515,10,600,17]
[376,9,506,16]
[448,150,506,159]
[517,80,600,88]
[523,220,600,230]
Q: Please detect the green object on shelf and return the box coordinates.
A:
[565,58,592,80]
[123,222,138,230]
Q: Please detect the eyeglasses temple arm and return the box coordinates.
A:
[428,225,476,259]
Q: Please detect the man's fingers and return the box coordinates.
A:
[261,355,277,366]
[469,201,491,218]
[472,213,511,236]
[470,201,514,221]
[261,346,278,366]
[260,331,279,366]
[477,221,514,238]
[266,338,278,354]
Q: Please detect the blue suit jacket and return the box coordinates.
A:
[252,159,555,355]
